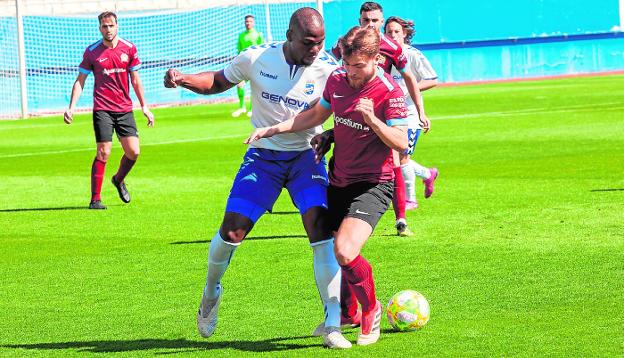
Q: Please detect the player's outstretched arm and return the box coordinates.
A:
[244,101,332,144]
[401,69,430,132]
[130,71,154,127]
[164,69,235,95]
[64,73,87,124]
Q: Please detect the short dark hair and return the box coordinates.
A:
[339,26,380,59]
[360,2,383,14]
[244,15,254,20]
[384,16,415,43]
[98,11,117,24]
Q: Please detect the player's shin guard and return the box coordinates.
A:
[114,155,136,183]
[341,255,376,313]
[401,163,417,203]
[392,167,407,220]
[410,159,431,180]
[311,238,341,328]
[91,158,107,201]
[205,232,239,300]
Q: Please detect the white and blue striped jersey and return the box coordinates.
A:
[224,42,339,151]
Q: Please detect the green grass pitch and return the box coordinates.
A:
[0,75,623,356]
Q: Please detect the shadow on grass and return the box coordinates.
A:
[269,211,300,215]
[170,235,308,245]
[590,188,624,192]
[3,336,322,354]
[0,206,89,212]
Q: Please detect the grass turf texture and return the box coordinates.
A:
[0,75,623,356]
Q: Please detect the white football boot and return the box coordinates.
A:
[196,284,222,338]
[322,327,352,349]
[356,300,382,346]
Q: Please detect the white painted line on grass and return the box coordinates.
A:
[0,134,244,159]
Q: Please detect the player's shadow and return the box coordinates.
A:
[0,206,89,212]
[170,235,308,245]
[2,336,321,354]
[590,188,624,192]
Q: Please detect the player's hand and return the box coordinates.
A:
[355,98,376,125]
[163,69,182,88]
[310,129,334,164]
[244,127,278,144]
[419,113,430,133]
[142,106,154,127]
[63,109,73,124]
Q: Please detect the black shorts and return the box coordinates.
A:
[327,181,394,232]
[93,110,138,142]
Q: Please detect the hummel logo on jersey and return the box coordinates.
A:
[98,58,108,63]
[355,209,370,215]
[311,175,326,180]
[260,70,278,80]
[332,93,344,98]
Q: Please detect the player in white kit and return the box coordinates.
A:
[164,7,350,349]
[385,16,439,209]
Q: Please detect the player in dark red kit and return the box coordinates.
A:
[328,1,430,236]
[64,11,154,209]
[246,26,408,346]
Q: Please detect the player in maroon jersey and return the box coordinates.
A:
[245,26,408,346]
[64,11,154,209]
[329,1,429,236]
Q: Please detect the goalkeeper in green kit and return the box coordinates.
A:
[232,15,264,117]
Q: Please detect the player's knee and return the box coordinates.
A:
[126,149,139,161]
[97,148,111,161]
[334,242,356,266]
[220,228,246,244]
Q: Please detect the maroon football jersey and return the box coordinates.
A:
[320,67,408,187]
[79,38,141,112]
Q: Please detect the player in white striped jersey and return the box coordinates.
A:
[385,16,439,210]
[164,7,350,349]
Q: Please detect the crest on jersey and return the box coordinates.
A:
[304,81,315,95]
[120,53,129,62]
[376,54,386,66]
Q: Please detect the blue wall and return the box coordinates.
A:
[0,0,623,117]
[323,0,621,45]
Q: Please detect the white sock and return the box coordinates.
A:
[205,232,239,300]
[410,159,431,180]
[401,163,417,202]
[311,238,341,328]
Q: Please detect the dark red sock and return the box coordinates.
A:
[341,255,376,313]
[91,158,107,201]
[393,166,406,220]
[114,155,136,183]
[340,270,359,319]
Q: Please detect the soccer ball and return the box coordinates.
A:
[386,290,430,331]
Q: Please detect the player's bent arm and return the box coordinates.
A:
[371,123,408,153]
[401,69,426,118]
[419,78,438,91]
[166,69,236,95]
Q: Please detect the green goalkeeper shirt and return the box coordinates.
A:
[237,29,264,53]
